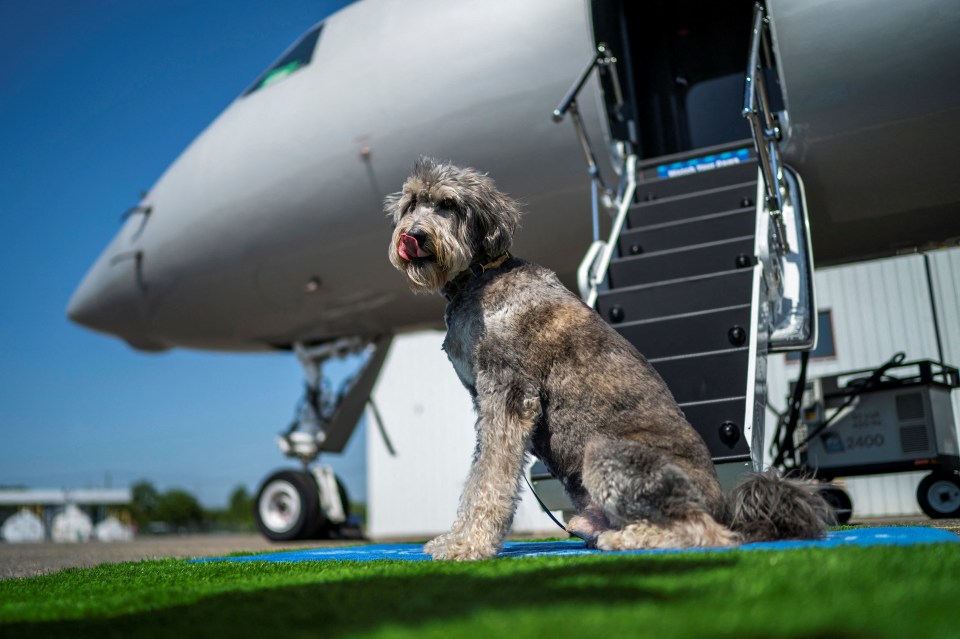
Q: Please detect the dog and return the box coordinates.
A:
[386,157,831,561]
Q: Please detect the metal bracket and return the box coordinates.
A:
[278,335,392,465]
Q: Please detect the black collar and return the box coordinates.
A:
[440,252,511,301]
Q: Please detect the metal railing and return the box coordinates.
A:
[577,154,637,307]
[553,43,625,244]
[743,3,789,254]
[553,43,637,306]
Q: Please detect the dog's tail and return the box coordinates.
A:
[727,470,834,543]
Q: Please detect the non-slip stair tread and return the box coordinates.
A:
[629,182,758,227]
[598,269,754,323]
[614,303,751,327]
[615,305,752,360]
[635,161,759,201]
[618,209,755,255]
[650,348,750,405]
[680,396,752,458]
[609,236,755,288]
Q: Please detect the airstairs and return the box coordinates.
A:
[597,146,765,472]
[537,5,816,500]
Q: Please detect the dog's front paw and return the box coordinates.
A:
[423,532,459,557]
[424,534,498,561]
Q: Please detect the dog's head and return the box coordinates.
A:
[385,157,521,294]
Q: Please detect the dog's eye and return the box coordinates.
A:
[442,198,455,210]
[406,196,417,213]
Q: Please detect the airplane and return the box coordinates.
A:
[67,0,960,539]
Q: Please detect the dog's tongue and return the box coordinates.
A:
[398,234,430,261]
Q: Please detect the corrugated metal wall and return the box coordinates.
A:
[366,331,563,538]
[766,247,960,517]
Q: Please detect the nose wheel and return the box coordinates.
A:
[255,469,352,541]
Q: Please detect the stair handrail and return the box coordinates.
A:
[577,154,637,307]
[553,42,626,243]
[743,3,790,254]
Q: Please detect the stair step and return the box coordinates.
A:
[650,348,750,405]
[679,397,752,459]
[598,269,754,324]
[618,209,755,256]
[609,237,755,288]
[635,161,758,201]
[615,305,752,361]
[628,182,757,228]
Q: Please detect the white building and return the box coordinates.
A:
[0,488,133,542]
[366,248,960,535]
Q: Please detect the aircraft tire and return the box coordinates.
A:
[254,469,324,541]
[917,472,960,519]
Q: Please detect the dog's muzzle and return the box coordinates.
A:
[398,233,431,261]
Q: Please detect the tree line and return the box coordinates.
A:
[130,480,255,533]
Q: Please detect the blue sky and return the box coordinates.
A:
[0,0,364,507]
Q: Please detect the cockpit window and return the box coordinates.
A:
[242,24,323,97]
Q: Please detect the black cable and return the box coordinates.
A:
[794,352,906,451]
[521,473,585,541]
[772,349,810,470]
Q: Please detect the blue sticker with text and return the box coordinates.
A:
[657,147,752,179]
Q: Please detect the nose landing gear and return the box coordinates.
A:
[252,336,392,541]
[255,467,353,541]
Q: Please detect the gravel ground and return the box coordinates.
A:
[2,519,957,581]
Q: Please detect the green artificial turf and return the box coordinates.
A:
[1,543,958,639]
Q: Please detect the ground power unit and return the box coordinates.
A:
[795,358,960,519]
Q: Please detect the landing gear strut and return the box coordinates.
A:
[252,335,392,541]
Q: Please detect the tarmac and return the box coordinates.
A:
[1,518,957,580]
[0,533,357,580]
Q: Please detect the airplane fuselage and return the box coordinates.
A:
[69,0,960,353]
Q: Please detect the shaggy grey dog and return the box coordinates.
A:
[386,157,831,561]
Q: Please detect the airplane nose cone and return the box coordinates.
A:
[66,260,124,329]
[67,248,169,352]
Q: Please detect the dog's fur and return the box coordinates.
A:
[386,158,831,561]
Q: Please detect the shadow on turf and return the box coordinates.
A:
[4,556,777,638]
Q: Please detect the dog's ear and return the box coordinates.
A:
[383,191,403,226]
[475,188,521,257]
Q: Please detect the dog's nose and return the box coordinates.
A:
[406,229,428,245]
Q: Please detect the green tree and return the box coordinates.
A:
[227,485,254,524]
[130,480,160,526]
[154,489,204,529]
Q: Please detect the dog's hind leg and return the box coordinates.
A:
[595,511,737,550]
[565,504,615,547]
[582,438,738,550]
[424,383,540,561]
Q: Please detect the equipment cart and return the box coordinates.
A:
[772,354,960,521]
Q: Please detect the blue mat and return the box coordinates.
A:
[195,527,958,564]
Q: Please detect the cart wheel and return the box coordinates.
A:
[917,472,960,519]
[818,486,853,524]
[254,470,324,541]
